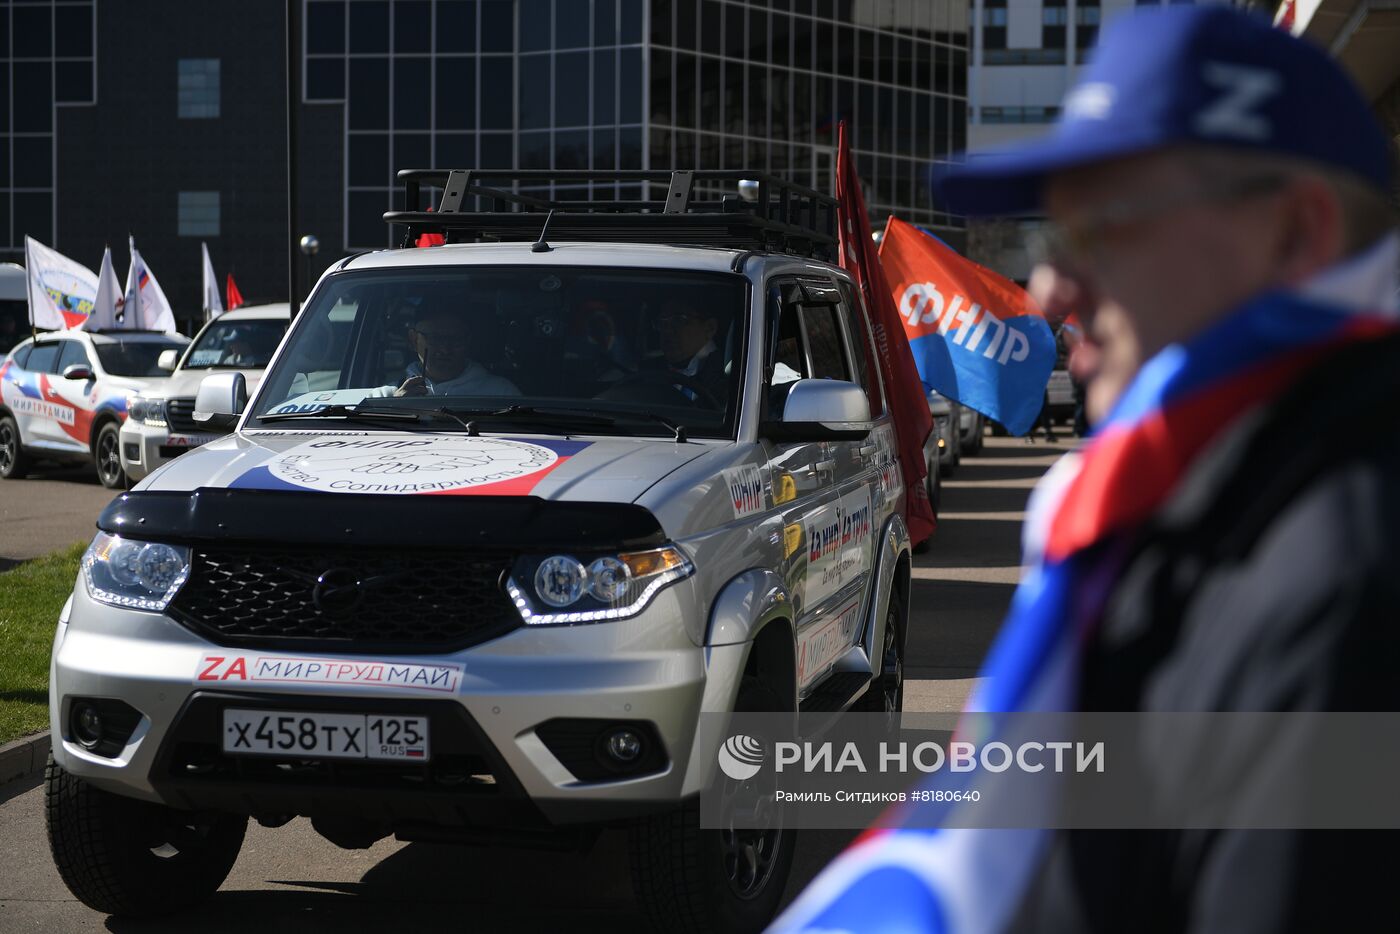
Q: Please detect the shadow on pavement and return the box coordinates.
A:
[937,484,1042,515]
[21,464,102,486]
[96,829,859,934]
[906,578,1017,678]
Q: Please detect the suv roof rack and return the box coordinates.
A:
[383,169,838,260]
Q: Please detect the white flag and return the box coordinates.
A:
[24,235,98,331]
[201,242,223,322]
[84,247,127,331]
[124,237,178,334]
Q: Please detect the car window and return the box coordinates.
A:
[25,342,60,374]
[183,319,286,369]
[798,304,850,381]
[57,340,91,372]
[94,339,188,376]
[8,342,31,369]
[250,267,749,440]
[836,280,884,416]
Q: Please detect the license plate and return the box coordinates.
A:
[221,709,430,761]
[167,433,220,447]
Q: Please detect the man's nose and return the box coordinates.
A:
[1028,262,1090,325]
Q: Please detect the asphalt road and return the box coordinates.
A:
[0,435,1069,932]
[0,463,119,570]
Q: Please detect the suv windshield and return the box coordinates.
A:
[95,339,188,376]
[183,318,285,369]
[249,267,749,439]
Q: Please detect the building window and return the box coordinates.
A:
[981,105,1061,125]
[982,0,1007,51]
[178,59,221,118]
[177,192,220,236]
[1042,0,1067,50]
[1076,1,1101,59]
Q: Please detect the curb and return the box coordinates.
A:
[0,731,51,795]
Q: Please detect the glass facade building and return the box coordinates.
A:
[304,0,970,251]
[0,0,97,250]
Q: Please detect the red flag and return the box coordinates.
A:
[416,206,446,247]
[226,273,244,311]
[835,122,936,544]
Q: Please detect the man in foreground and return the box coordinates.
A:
[775,7,1400,931]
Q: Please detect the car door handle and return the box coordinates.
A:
[809,459,837,474]
[857,443,877,458]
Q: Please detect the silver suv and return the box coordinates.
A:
[45,172,912,932]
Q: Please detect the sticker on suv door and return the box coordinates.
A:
[804,488,873,606]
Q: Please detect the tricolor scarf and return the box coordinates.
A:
[771,290,1398,934]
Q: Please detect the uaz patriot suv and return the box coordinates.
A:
[45,171,913,932]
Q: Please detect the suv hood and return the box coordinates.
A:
[142,431,712,505]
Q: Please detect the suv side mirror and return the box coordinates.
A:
[61,364,94,381]
[761,379,872,442]
[157,349,180,372]
[194,372,247,431]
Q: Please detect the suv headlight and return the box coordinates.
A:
[126,395,167,427]
[81,533,190,611]
[507,546,694,625]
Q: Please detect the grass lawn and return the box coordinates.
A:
[0,542,84,746]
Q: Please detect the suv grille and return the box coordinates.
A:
[166,398,200,433]
[168,546,520,650]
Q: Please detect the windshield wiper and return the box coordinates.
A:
[441,404,688,442]
[258,403,425,426]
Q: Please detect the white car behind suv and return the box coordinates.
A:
[121,304,290,483]
[0,329,189,488]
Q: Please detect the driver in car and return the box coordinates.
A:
[650,298,726,404]
[383,308,520,398]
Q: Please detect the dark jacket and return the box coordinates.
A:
[1012,333,1400,933]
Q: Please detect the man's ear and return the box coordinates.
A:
[1275,176,1345,286]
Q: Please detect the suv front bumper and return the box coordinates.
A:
[51,581,738,827]
[118,420,220,482]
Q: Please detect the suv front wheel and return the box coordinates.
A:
[45,754,247,917]
[628,679,795,933]
[93,421,126,489]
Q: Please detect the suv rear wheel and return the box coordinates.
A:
[0,413,29,479]
[629,680,795,933]
[45,753,246,917]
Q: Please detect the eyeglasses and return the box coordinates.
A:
[1031,174,1291,270]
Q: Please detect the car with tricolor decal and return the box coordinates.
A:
[44,170,913,932]
[0,329,189,488]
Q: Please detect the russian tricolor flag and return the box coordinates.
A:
[879,218,1057,436]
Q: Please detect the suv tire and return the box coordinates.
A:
[855,586,905,713]
[93,421,126,489]
[0,413,29,479]
[629,680,795,933]
[45,753,246,917]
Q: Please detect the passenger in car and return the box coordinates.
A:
[649,297,727,402]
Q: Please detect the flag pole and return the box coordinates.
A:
[286,0,300,318]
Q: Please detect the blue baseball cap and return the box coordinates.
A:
[936,6,1393,216]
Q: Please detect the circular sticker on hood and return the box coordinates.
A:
[265,436,560,495]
